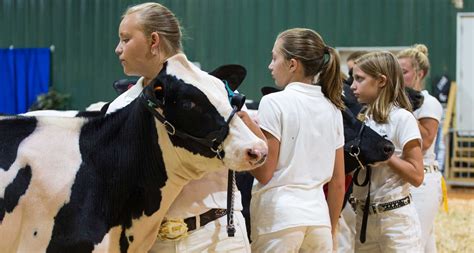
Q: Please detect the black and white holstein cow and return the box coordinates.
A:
[0,56,268,252]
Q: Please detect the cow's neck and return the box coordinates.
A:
[79,100,176,223]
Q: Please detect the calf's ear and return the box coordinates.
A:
[209,64,247,91]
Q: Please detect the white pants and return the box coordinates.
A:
[355,204,422,253]
[411,171,442,252]
[251,226,332,253]
[337,204,356,253]
[149,211,250,253]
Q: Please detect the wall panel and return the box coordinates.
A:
[1,0,472,109]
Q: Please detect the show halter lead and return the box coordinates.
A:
[223,80,246,237]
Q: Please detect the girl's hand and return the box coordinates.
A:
[237,111,266,141]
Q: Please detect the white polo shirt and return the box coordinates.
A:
[353,106,421,203]
[413,90,443,166]
[106,55,242,219]
[251,82,344,236]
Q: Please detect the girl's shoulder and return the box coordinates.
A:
[389,106,416,124]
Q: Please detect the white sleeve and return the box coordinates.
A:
[335,109,344,149]
[257,95,282,141]
[415,96,443,122]
[396,110,422,150]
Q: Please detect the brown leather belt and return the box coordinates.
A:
[184,208,227,231]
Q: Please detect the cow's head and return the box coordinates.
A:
[140,58,267,174]
[342,108,394,174]
[405,87,424,111]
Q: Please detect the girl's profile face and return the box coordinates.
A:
[115,13,153,76]
[398,57,420,89]
[268,39,291,88]
[350,65,383,104]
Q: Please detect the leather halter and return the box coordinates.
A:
[139,81,240,160]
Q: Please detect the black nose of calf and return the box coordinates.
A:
[383,143,395,156]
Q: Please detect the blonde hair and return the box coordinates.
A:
[354,51,412,123]
[397,44,430,86]
[124,2,183,57]
[277,28,344,109]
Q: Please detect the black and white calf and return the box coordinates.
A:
[0,56,267,253]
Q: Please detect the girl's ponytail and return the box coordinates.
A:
[319,46,344,109]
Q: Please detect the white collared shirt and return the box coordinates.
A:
[413,90,443,166]
[353,106,421,203]
[251,82,344,235]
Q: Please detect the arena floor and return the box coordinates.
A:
[435,187,474,252]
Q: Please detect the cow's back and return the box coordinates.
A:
[0,116,86,252]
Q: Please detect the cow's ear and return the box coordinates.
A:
[209,64,246,91]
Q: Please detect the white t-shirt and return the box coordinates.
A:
[413,90,443,166]
[251,82,344,236]
[106,54,242,219]
[352,106,421,203]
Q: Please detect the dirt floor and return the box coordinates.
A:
[435,187,474,253]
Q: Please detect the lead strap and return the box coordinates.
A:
[227,169,236,237]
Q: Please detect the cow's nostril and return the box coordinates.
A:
[247,149,259,160]
[384,144,394,154]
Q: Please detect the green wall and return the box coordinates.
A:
[1,0,473,109]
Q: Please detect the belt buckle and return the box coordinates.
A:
[371,203,385,214]
[158,218,189,241]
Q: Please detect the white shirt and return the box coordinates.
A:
[106,54,242,219]
[413,90,443,166]
[251,82,344,236]
[353,106,421,203]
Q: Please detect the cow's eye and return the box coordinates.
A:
[181,101,196,111]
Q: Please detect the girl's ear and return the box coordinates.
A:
[416,69,425,80]
[150,32,160,55]
[378,74,387,88]
[288,58,298,73]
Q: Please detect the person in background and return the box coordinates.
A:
[109,3,259,252]
[250,28,346,252]
[337,51,370,253]
[350,51,424,252]
[398,44,444,253]
[346,51,369,76]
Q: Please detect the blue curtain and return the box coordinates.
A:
[0,48,50,114]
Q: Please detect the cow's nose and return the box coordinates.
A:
[383,144,394,155]
[247,148,268,166]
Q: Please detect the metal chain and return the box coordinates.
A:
[227,170,236,237]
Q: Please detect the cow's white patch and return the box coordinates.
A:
[21,110,80,117]
[0,117,84,252]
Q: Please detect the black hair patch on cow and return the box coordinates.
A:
[47,100,168,252]
[119,226,129,253]
[0,117,37,171]
[157,72,229,158]
[0,165,32,221]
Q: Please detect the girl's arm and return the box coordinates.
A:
[250,130,280,185]
[327,147,345,239]
[418,118,439,152]
[387,139,424,186]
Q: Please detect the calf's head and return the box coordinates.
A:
[141,61,267,173]
[405,87,424,111]
[342,108,394,174]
